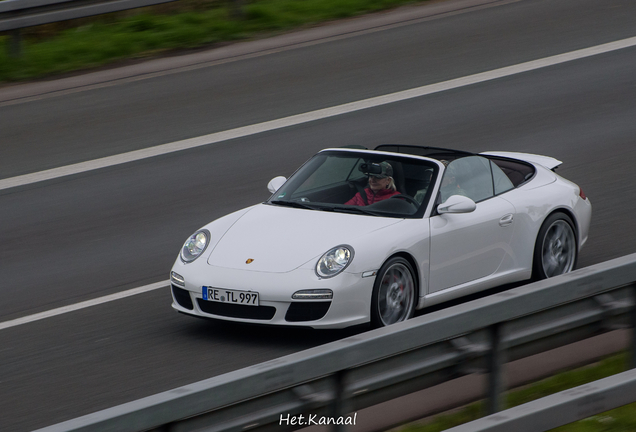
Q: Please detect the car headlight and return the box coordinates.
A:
[316,245,354,278]
[180,229,210,263]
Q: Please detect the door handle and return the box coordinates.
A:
[499,214,514,227]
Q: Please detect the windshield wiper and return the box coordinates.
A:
[270,200,316,210]
[271,201,380,215]
[326,205,379,216]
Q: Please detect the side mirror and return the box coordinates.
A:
[438,195,476,214]
[267,176,287,194]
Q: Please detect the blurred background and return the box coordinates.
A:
[1,0,636,430]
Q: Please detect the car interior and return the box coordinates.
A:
[276,145,536,217]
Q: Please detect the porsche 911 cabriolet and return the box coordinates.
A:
[170,145,591,328]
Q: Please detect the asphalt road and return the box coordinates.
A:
[1,0,636,430]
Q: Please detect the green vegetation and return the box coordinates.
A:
[0,0,421,82]
[397,352,636,432]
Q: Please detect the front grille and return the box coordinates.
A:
[285,302,331,322]
[197,299,276,320]
[172,285,194,310]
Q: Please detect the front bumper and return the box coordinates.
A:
[170,260,373,329]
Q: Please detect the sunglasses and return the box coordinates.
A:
[368,175,386,180]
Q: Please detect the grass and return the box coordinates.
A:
[0,0,424,82]
[396,352,636,432]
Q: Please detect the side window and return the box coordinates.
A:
[441,156,494,203]
[491,160,514,195]
[406,166,435,204]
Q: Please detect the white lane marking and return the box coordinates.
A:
[1,36,636,192]
[0,281,169,331]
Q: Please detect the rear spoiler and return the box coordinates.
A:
[480,151,563,171]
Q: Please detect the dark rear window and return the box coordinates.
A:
[487,157,535,187]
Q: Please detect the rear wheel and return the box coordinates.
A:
[371,257,416,328]
[533,213,577,280]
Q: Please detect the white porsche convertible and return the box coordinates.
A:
[170,145,591,328]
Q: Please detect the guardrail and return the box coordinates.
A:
[35,253,636,432]
[0,0,180,32]
[0,0,180,56]
[1,0,246,57]
[448,368,636,432]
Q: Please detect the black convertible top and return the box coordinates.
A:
[373,144,535,187]
[374,144,474,162]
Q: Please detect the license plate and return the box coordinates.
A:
[202,287,259,306]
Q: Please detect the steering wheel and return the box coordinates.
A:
[389,194,418,206]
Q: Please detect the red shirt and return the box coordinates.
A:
[345,188,401,206]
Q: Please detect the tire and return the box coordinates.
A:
[532,213,578,280]
[371,257,417,328]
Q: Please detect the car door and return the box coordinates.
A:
[428,156,516,293]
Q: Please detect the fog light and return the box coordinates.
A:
[170,271,185,287]
[292,289,333,300]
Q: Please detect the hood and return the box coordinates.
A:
[207,204,401,273]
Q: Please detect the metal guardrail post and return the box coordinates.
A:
[486,322,505,414]
[331,370,349,432]
[631,283,636,369]
[9,29,21,58]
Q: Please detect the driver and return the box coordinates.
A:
[345,161,401,206]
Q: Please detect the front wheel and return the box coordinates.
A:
[371,257,416,328]
[533,213,578,280]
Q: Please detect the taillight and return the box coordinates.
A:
[579,187,587,200]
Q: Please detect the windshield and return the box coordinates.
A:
[268,151,439,218]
